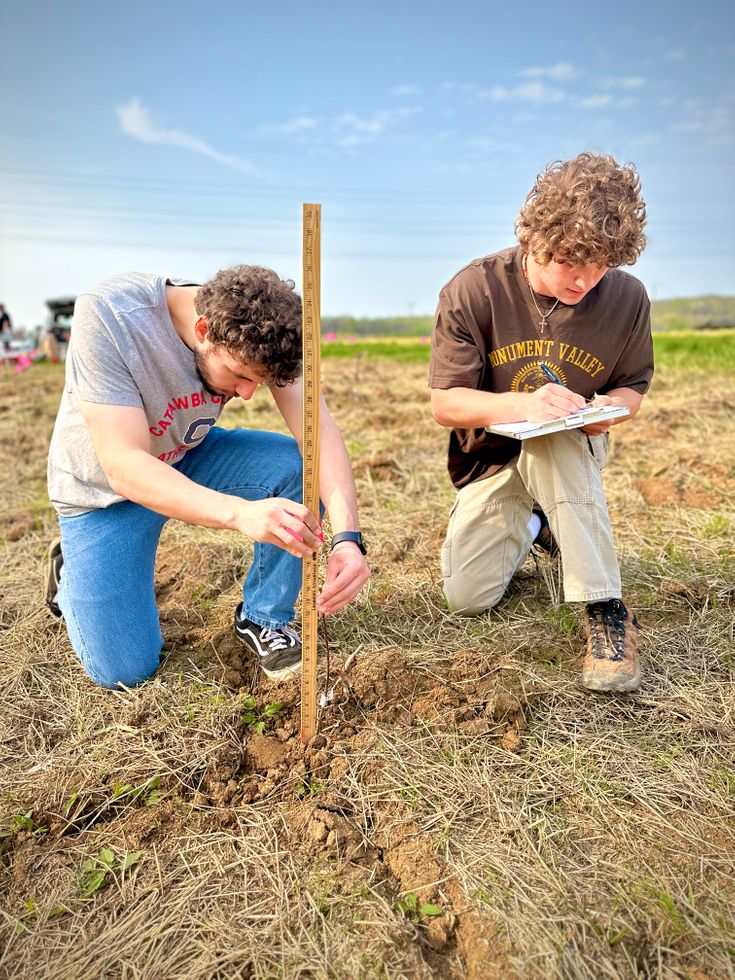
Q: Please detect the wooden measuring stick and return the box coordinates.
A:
[300,203,321,743]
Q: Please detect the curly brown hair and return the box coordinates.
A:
[195,265,302,385]
[515,152,647,268]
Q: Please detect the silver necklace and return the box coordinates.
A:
[523,254,559,333]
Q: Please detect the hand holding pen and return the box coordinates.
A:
[538,361,596,404]
[524,363,586,421]
[538,361,620,433]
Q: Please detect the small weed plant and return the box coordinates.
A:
[78,847,143,898]
[240,694,283,734]
[395,892,442,925]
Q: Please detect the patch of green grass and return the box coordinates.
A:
[699,514,730,539]
[322,341,430,362]
[543,604,578,636]
[652,330,735,372]
[319,330,735,372]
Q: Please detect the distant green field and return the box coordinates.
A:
[650,329,735,371]
[321,338,431,362]
[322,330,735,371]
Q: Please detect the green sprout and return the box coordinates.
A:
[395,892,442,925]
[240,694,283,735]
[78,847,143,898]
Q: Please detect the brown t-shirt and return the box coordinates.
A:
[429,246,653,489]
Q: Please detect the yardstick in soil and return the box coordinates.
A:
[300,203,321,743]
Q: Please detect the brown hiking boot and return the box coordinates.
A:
[581,599,641,692]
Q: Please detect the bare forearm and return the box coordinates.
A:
[79,400,322,558]
[270,382,362,533]
[590,387,644,428]
[432,386,584,427]
[318,416,360,532]
[600,387,643,417]
[432,387,527,427]
[105,450,242,529]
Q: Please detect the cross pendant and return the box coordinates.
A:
[539,316,547,333]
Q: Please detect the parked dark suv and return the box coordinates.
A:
[43,297,76,361]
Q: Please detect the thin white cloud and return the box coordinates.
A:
[480,81,566,104]
[391,84,421,97]
[117,98,255,173]
[279,116,318,132]
[519,62,579,81]
[336,112,388,137]
[579,94,614,109]
[441,81,477,94]
[601,76,647,90]
[260,116,320,137]
[577,91,640,110]
[334,106,421,146]
[671,97,733,145]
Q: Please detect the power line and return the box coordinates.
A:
[0,230,724,260]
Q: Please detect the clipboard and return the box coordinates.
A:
[486,404,629,440]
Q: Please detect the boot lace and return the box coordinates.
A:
[587,599,627,661]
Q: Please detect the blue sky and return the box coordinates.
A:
[1,0,733,329]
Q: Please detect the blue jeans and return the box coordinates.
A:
[57,427,304,688]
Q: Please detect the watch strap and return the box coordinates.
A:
[330,531,367,555]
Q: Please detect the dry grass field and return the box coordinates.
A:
[1,338,734,979]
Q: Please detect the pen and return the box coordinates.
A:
[539,361,564,385]
[539,361,596,404]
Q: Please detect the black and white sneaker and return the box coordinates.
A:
[234,602,302,680]
[45,539,64,620]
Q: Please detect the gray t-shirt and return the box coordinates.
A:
[48,272,227,516]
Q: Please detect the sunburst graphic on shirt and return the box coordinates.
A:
[511,361,568,392]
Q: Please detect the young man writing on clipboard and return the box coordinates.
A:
[429,152,652,693]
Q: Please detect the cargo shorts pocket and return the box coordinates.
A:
[587,432,609,471]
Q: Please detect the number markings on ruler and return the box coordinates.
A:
[300,203,321,743]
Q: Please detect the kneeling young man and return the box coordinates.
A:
[430,152,652,692]
[47,266,369,688]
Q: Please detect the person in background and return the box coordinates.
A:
[0,304,12,354]
[429,152,652,693]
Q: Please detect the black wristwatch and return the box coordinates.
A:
[330,531,367,555]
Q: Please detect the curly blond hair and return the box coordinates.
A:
[515,152,647,267]
[195,265,302,386]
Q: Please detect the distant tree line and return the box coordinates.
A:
[322,296,735,336]
[649,295,735,331]
[321,315,434,337]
